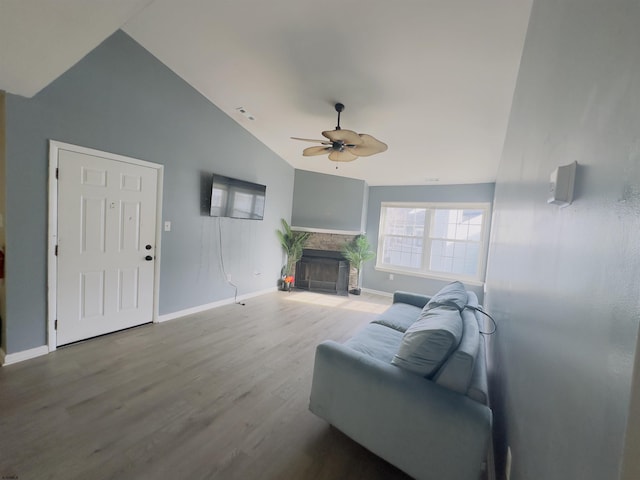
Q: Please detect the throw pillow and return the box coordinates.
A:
[391,306,463,377]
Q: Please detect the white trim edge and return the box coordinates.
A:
[361,288,394,298]
[157,287,277,323]
[1,345,49,366]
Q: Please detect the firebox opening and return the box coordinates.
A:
[295,249,349,295]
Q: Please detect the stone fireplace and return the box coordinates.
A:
[293,232,358,294]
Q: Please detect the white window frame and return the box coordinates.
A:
[375,202,491,285]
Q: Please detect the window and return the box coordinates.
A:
[376,202,490,283]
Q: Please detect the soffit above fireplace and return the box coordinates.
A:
[291,170,368,234]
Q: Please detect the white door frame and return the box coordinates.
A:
[47,140,164,351]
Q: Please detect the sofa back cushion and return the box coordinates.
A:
[433,305,479,394]
[424,280,468,311]
[464,291,490,404]
[391,306,463,377]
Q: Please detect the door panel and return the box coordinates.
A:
[82,197,107,253]
[118,267,140,311]
[56,149,158,346]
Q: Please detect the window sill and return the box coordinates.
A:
[374,265,485,287]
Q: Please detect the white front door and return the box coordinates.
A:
[56,148,158,346]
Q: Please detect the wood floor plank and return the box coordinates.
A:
[0,290,413,480]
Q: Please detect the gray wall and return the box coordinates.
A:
[0,91,6,352]
[485,1,640,479]
[4,31,294,354]
[364,183,495,300]
[291,169,367,232]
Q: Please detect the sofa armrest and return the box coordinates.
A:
[309,340,492,480]
[392,291,431,308]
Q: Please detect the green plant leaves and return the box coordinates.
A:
[276,218,310,276]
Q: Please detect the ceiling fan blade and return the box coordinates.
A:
[291,137,331,144]
[350,134,388,156]
[328,149,358,162]
[322,129,363,145]
[303,145,332,156]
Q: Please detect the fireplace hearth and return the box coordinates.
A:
[295,249,350,295]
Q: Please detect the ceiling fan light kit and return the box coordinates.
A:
[292,103,388,162]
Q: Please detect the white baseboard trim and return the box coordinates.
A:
[1,345,49,366]
[361,287,393,298]
[157,287,277,323]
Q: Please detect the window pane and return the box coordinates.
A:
[463,243,480,275]
[431,210,449,238]
[432,209,480,240]
[429,239,480,276]
[382,236,423,268]
[384,208,426,236]
[466,210,484,225]
[429,240,445,271]
[468,224,482,241]
[452,242,467,272]
[429,239,453,273]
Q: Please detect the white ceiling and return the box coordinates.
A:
[0,0,533,186]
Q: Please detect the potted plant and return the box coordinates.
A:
[341,235,376,295]
[276,218,310,289]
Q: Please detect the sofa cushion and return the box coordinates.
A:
[425,281,468,311]
[433,306,480,394]
[371,303,422,333]
[391,306,463,377]
[344,323,404,364]
[467,334,489,405]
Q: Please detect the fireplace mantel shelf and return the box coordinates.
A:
[291,226,364,236]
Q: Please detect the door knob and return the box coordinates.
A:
[145,244,152,250]
[145,255,153,261]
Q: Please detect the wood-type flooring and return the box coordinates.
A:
[0,290,415,480]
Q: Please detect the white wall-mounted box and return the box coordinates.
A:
[548,161,577,207]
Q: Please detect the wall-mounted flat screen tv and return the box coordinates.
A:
[210,174,266,220]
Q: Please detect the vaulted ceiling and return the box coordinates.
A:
[0,0,532,186]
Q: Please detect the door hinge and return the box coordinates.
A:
[55,245,58,256]
[56,167,59,179]
[55,319,58,330]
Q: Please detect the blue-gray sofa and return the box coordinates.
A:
[309,282,492,480]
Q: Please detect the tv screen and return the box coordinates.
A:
[210,174,266,220]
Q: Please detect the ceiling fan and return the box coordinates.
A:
[292,103,388,162]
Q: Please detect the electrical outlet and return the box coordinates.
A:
[506,446,512,480]
[389,273,394,280]
[227,274,232,282]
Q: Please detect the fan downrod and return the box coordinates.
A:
[335,102,344,130]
